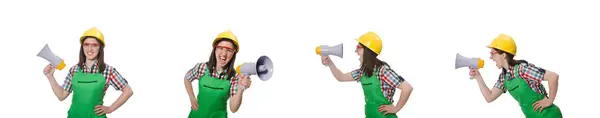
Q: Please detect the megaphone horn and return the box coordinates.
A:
[37,44,66,70]
[316,43,343,58]
[455,53,484,69]
[236,55,274,81]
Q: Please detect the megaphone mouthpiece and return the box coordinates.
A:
[315,46,322,55]
[477,58,485,69]
[236,64,242,74]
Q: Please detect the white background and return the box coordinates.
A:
[1,0,598,118]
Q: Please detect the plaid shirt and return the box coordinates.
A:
[184,62,241,97]
[351,64,406,103]
[493,63,548,97]
[62,62,129,93]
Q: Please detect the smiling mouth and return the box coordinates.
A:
[219,56,227,62]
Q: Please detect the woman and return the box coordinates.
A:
[183,30,251,118]
[320,31,414,118]
[470,34,562,118]
[43,27,134,118]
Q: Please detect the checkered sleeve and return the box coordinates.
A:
[350,69,362,81]
[61,66,78,93]
[230,74,240,97]
[493,74,507,93]
[106,66,129,91]
[379,65,405,88]
[185,63,207,82]
[518,63,546,83]
[517,63,548,95]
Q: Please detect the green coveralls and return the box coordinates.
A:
[188,74,232,118]
[360,69,398,118]
[67,68,107,118]
[504,64,562,118]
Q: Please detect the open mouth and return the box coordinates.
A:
[219,56,227,64]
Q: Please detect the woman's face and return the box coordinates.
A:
[489,49,503,69]
[214,41,236,69]
[355,44,364,64]
[82,38,100,60]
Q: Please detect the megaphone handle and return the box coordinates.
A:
[240,73,250,91]
[468,67,475,80]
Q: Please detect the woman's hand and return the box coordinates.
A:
[533,98,553,113]
[190,98,199,110]
[378,104,399,116]
[321,56,332,66]
[239,75,252,90]
[469,68,482,79]
[43,64,55,78]
[94,105,114,116]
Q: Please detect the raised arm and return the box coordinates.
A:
[470,69,503,103]
[475,78,504,103]
[44,64,71,101]
[322,56,356,82]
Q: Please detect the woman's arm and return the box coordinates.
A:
[184,78,197,106]
[471,69,503,103]
[47,76,71,101]
[229,87,244,113]
[183,63,205,110]
[44,64,70,101]
[328,63,356,82]
[394,81,413,111]
[322,56,355,82]
[229,75,250,113]
[474,77,504,103]
[96,67,133,114]
[108,85,133,112]
[542,71,559,102]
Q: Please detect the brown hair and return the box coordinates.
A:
[206,38,238,80]
[359,43,388,77]
[493,48,528,73]
[77,37,106,72]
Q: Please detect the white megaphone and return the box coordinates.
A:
[455,53,485,69]
[236,55,274,90]
[37,44,67,70]
[316,43,343,58]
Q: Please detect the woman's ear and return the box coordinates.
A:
[500,53,507,59]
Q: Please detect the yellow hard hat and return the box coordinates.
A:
[80,27,105,45]
[487,34,517,55]
[212,30,240,51]
[356,31,383,55]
